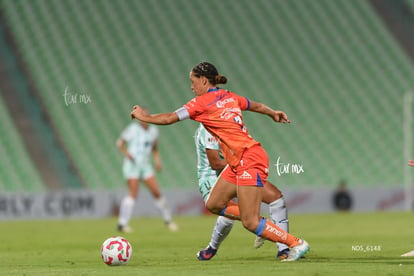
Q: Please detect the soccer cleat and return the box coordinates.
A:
[281,239,310,262]
[277,248,290,260]
[197,246,217,261]
[167,221,179,232]
[254,236,265,249]
[117,224,133,233]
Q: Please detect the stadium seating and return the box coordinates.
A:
[0,0,413,190]
[0,93,45,192]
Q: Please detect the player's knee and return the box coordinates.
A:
[262,188,283,204]
[241,217,259,232]
[205,201,222,215]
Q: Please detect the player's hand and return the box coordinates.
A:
[272,111,291,123]
[408,160,414,167]
[127,153,135,163]
[130,105,144,120]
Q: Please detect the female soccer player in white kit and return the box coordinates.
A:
[117,109,178,233]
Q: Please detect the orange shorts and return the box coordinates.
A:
[220,144,269,186]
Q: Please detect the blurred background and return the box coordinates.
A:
[0,0,413,219]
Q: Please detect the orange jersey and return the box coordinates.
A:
[183,88,259,167]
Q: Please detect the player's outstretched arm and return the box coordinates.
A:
[130,105,179,125]
[248,100,291,123]
[408,160,414,167]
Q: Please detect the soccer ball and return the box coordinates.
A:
[100,236,133,265]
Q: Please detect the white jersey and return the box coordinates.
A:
[120,122,158,165]
[194,123,222,180]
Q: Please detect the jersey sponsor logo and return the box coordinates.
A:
[206,94,235,108]
[216,97,235,108]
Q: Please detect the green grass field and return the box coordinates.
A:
[0,212,413,275]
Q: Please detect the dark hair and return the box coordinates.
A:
[192,62,228,85]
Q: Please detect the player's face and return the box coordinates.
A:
[190,72,208,96]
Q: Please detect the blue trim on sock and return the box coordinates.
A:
[254,218,267,236]
[219,207,227,216]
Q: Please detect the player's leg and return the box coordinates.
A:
[237,179,309,261]
[197,174,235,260]
[206,163,309,261]
[118,160,140,233]
[262,181,290,258]
[204,167,266,256]
[207,215,235,251]
[204,167,238,218]
[207,177,306,257]
[118,178,139,233]
[144,171,178,231]
[236,145,309,261]
[197,215,235,260]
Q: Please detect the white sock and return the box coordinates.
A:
[269,197,289,252]
[155,196,173,223]
[209,216,235,250]
[118,196,135,226]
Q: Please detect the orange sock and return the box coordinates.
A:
[220,204,300,248]
[219,201,240,220]
[254,218,300,248]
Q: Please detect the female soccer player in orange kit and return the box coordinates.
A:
[130,62,309,261]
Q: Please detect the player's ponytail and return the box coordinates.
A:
[215,75,227,85]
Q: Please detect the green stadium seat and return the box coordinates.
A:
[0,93,45,192]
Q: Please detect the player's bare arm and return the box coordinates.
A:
[152,141,162,171]
[116,138,134,162]
[206,149,227,171]
[248,100,290,123]
[131,105,179,125]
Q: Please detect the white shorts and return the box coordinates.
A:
[198,175,218,202]
[122,160,154,180]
